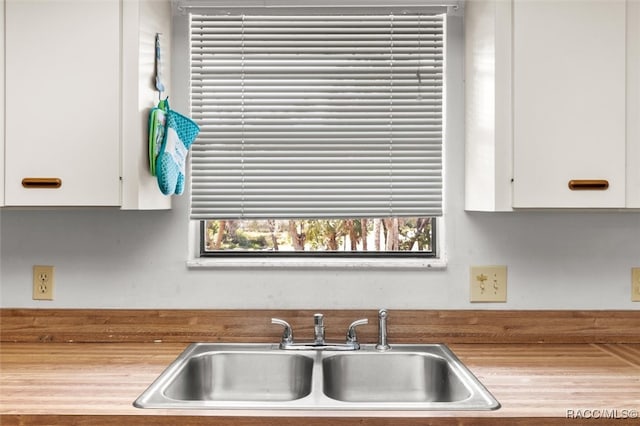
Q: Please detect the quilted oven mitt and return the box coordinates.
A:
[156,108,200,195]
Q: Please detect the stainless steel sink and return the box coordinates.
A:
[134,343,315,409]
[164,351,313,402]
[323,352,470,403]
[134,343,500,411]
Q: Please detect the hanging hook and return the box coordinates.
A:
[155,33,165,100]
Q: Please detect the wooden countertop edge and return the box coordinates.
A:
[4,415,639,426]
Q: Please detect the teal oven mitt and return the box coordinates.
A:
[156,107,200,195]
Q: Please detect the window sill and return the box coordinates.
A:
[187,257,447,270]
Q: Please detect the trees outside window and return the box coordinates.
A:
[203,218,434,254]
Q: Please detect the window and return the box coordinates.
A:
[189,8,445,258]
[202,218,435,255]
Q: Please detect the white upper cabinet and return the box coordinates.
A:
[512,0,626,208]
[5,0,120,206]
[465,0,639,211]
[0,1,5,207]
[2,0,171,209]
[627,0,640,208]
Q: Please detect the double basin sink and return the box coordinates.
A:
[134,343,500,411]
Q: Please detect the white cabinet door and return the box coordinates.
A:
[512,0,626,208]
[5,0,120,206]
[627,0,640,208]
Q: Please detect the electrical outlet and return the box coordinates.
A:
[632,268,640,302]
[470,265,507,303]
[33,265,54,300]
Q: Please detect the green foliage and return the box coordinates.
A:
[204,218,432,252]
[398,218,431,251]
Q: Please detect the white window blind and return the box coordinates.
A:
[190,12,444,220]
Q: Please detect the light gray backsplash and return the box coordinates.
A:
[1,13,638,309]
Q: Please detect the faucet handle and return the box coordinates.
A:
[346,318,369,348]
[271,318,294,346]
[313,313,324,325]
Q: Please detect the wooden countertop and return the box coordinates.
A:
[2,342,640,425]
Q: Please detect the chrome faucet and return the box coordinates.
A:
[271,313,368,351]
[271,318,294,347]
[313,313,325,345]
[346,318,369,350]
[376,308,391,351]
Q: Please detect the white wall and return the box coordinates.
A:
[0,13,639,310]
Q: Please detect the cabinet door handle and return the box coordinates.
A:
[21,178,62,189]
[568,179,609,191]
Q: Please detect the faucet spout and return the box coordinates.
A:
[313,313,325,345]
[376,308,391,351]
